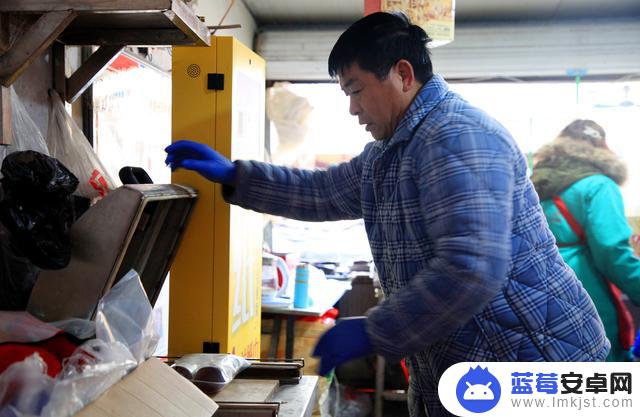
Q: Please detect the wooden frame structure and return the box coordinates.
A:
[0,0,210,144]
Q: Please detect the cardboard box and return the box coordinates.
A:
[76,357,218,417]
[260,318,333,375]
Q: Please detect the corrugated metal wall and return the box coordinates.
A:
[255,18,640,81]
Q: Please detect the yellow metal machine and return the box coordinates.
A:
[170,37,265,357]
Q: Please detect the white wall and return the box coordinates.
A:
[13,52,52,137]
[193,0,257,49]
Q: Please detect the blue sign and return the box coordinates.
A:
[456,366,501,413]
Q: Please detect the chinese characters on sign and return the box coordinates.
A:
[511,372,632,395]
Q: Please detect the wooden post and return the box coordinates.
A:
[52,41,66,99]
[0,86,11,145]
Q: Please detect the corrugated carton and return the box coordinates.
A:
[76,357,218,417]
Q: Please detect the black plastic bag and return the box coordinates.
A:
[0,222,39,310]
[0,151,78,270]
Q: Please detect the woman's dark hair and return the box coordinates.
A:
[559,119,607,148]
[328,12,433,84]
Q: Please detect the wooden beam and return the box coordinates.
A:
[66,44,123,103]
[52,41,66,99]
[2,1,208,47]
[164,0,210,46]
[0,15,40,54]
[0,86,11,145]
[80,46,94,144]
[59,29,194,46]
[208,24,242,32]
[0,14,10,54]
[0,10,76,87]
[0,1,172,13]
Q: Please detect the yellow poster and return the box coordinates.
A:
[382,0,455,46]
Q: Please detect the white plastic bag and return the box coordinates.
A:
[266,82,312,163]
[0,312,60,344]
[95,269,159,364]
[0,354,55,417]
[0,269,158,417]
[320,376,373,417]
[0,87,50,167]
[41,339,136,417]
[46,90,119,199]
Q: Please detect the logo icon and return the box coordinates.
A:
[456,366,501,413]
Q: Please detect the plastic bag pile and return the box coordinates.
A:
[0,270,159,417]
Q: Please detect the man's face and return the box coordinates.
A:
[338,62,406,141]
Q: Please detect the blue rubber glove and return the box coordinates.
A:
[632,330,640,359]
[165,140,237,184]
[312,317,373,376]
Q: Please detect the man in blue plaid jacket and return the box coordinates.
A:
[166,12,609,417]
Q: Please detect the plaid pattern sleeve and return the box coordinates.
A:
[222,147,369,221]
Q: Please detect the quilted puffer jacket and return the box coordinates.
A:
[533,136,640,361]
[223,75,609,416]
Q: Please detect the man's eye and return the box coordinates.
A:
[351,89,362,96]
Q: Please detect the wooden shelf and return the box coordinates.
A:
[0,1,211,141]
[0,0,209,89]
[0,0,210,46]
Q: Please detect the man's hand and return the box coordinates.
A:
[165,140,237,184]
[312,317,373,376]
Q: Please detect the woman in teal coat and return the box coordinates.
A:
[532,119,640,361]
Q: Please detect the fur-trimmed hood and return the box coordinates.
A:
[531,136,627,200]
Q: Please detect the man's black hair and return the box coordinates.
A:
[328,12,433,84]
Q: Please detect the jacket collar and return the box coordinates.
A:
[531,136,628,199]
[373,74,450,150]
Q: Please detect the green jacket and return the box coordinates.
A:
[533,137,640,361]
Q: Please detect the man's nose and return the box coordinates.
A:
[349,96,360,116]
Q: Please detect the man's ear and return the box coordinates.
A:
[395,59,416,92]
